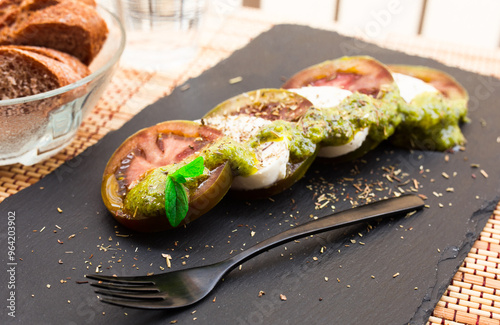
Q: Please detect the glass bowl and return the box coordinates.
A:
[0,6,126,166]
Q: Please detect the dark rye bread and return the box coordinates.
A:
[0,44,91,149]
[0,45,89,103]
[0,0,108,64]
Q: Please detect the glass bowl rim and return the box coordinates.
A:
[0,5,126,107]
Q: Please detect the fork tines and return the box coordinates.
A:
[85,274,155,285]
[86,273,166,308]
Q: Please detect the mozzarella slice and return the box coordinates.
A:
[289,86,369,158]
[318,128,369,158]
[203,114,289,191]
[289,86,352,108]
[232,140,289,190]
[392,72,439,103]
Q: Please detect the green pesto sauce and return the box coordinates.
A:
[374,88,404,139]
[123,168,168,217]
[300,91,401,147]
[201,137,259,177]
[250,120,316,163]
[402,91,468,125]
[393,91,467,151]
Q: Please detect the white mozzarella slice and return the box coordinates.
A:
[203,114,289,190]
[392,72,439,103]
[318,127,369,158]
[289,86,352,108]
[232,140,289,190]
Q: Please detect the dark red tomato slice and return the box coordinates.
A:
[282,56,395,97]
[203,88,313,122]
[109,121,221,194]
[387,64,468,101]
[101,120,232,232]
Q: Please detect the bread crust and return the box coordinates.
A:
[0,0,108,64]
[12,45,90,78]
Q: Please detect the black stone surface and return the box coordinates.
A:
[1,25,499,325]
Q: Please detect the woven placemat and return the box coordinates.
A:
[429,205,500,325]
[1,7,499,324]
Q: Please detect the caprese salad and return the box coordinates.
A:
[101,56,469,232]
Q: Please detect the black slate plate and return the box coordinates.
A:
[1,25,500,325]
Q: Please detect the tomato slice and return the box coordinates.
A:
[202,89,317,197]
[101,120,232,232]
[282,56,396,97]
[203,88,313,122]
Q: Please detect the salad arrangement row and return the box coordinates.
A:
[101,56,469,232]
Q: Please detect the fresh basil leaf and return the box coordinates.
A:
[164,176,177,226]
[171,156,205,182]
[165,176,189,228]
[169,173,186,184]
[164,156,204,228]
[172,181,189,227]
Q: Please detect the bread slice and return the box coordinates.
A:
[0,0,108,64]
[0,45,90,101]
[0,44,91,153]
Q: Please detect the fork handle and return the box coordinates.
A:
[222,194,424,272]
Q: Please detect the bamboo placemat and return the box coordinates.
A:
[1,7,500,324]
